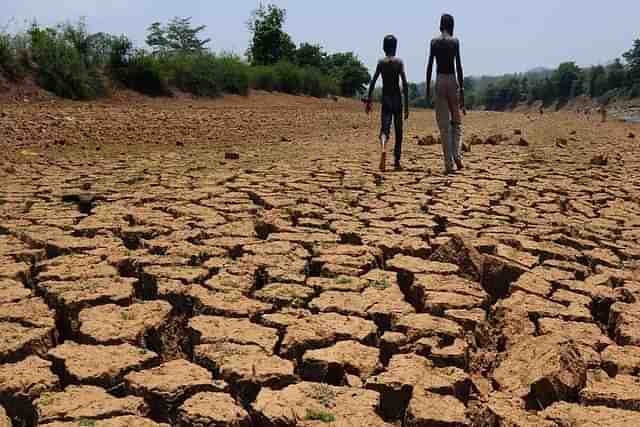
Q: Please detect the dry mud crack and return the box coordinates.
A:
[1,94,640,426]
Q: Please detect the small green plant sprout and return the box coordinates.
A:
[371,278,390,290]
[305,409,336,422]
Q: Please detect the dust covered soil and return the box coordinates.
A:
[1,92,640,426]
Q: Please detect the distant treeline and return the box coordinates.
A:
[0,4,371,100]
[406,39,640,111]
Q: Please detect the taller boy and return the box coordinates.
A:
[426,14,465,174]
[366,35,409,172]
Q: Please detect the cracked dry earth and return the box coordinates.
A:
[1,92,640,427]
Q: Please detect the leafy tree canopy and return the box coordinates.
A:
[146,17,210,54]
[247,4,295,65]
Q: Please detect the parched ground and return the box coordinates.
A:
[1,92,640,426]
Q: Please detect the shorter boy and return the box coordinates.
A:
[365,35,409,172]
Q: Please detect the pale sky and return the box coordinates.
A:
[3,1,639,81]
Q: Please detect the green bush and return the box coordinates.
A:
[273,61,303,94]
[213,55,249,95]
[250,62,337,97]
[114,51,170,96]
[1,20,339,100]
[250,65,277,91]
[160,53,249,97]
[165,53,219,97]
[0,33,25,81]
[630,83,640,98]
[28,24,108,99]
[301,66,337,98]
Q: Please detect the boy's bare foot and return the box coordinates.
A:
[394,163,403,171]
[380,152,386,172]
[455,159,464,170]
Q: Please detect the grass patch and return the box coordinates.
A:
[79,419,97,427]
[305,409,336,422]
[370,278,390,290]
[336,277,352,285]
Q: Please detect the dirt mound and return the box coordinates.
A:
[0,76,53,103]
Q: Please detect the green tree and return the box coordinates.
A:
[408,82,419,100]
[623,39,640,84]
[542,77,556,104]
[295,43,326,69]
[607,58,627,91]
[552,62,581,100]
[146,17,210,54]
[589,65,607,97]
[519,77,529,102]
[325,52,370,97]
[570,77,584,98]
[247,4,295,65]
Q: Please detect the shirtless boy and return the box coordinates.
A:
[426,14,465,174]
[365,35,409,172]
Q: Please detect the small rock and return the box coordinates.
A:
[591,154,608,166]
[470,135,483,145]
[224,152,240,160]
[556,138,568,148]
[485,134,502,145]
[418,135,438,146]
[517,137,530,147]
[514,129,522,135]
[629,132,635,139]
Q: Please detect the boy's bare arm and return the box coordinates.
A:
[455,41,464,91]
[367,62,381,100]
[401,63,409,119]
[455,41,465,112]
[425,46,435,100]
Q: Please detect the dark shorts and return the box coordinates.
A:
[380,94,403,137]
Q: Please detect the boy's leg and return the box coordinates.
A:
[393,109,403,168]
[435,78,453,172]
[380,101,392,172]
[445,80,463,169]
